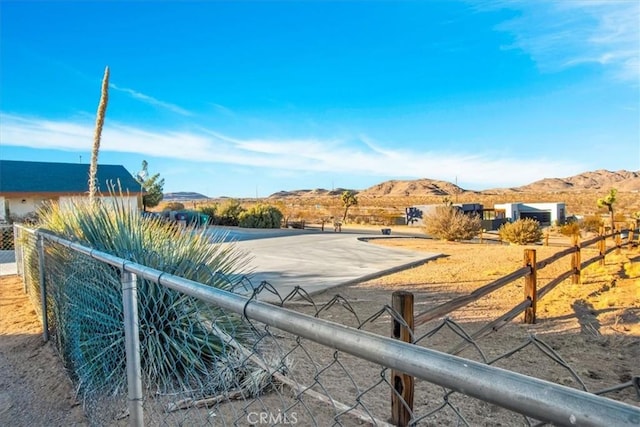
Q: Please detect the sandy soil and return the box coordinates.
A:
[0,275,87,426]
[0,235,638,426]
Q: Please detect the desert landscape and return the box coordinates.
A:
[1,170,639,426]
[167,170,640,228]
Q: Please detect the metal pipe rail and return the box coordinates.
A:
[35,229,640,427]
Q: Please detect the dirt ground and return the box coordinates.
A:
[0,235,638,426]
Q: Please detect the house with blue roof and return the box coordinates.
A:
[0,160,143,222]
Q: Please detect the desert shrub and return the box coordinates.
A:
[423,206,481,241]
[162,201,185,212]
[559,222,581,237]
[35,197,286,399]
[197,204,218,224]
[238,204,283,228]
[581,215,603,233]
[215,199,245,226]
[499,218,543,245]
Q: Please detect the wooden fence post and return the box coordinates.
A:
[391,291,414,427]
[523,249,537,324]
[615,227,622,255]
[599,226,606,266]
[571,234,581,284]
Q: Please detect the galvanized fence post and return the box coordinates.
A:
[37,234,49,342]
[15,225,27,291]
[121,270,144,427]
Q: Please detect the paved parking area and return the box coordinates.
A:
[1,228,440,302]
[213,228,440,301]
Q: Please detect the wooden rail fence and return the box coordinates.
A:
[389,227,638,426]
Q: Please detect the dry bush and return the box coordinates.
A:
[423,206,481,241]
[581,215,603,233]
[559,222,581,237]
[161,201,185,211]
[499,218,543,245]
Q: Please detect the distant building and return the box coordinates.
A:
[407,201,566,230]
[0,160,142,222]
[493,202,566,226]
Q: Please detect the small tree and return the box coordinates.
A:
[597,188,617,230]
[341,190,358,222]
[423,205,481,241]
[136,160,165,212]
[499,218,543,245]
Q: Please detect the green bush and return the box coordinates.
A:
[239,204,283,229]
[499,218,543,245]
[423,206,481,241]
[215,199,245,226]
[197,204,218,224]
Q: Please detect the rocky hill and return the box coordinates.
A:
[163,192,209,201]
[359,179,472,197]
[266,169,639,199]
[268,188,348,198]
[512,170,640,192]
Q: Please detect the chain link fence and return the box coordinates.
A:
[13,225,640,426]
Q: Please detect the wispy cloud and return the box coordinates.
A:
[109,83,193,116]
[485,0,639,82]
[0,113,585,189]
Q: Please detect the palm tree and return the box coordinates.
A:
[597,188,617,231]
[88,66,110,203]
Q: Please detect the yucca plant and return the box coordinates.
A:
[37,194,284,399]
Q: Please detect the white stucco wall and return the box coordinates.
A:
[1,195,140,221]
[493,202,566,224]
[2,197,48,221]
[59,195,139,212]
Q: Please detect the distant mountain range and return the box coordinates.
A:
[163,169,639,201]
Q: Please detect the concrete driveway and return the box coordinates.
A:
[211,227,440,301]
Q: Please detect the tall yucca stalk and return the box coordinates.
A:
[88,66,110,203]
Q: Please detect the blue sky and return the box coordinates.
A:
[1,1,638,198]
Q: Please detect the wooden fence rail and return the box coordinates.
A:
[413,227,636,328]
[392,227,638,426]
